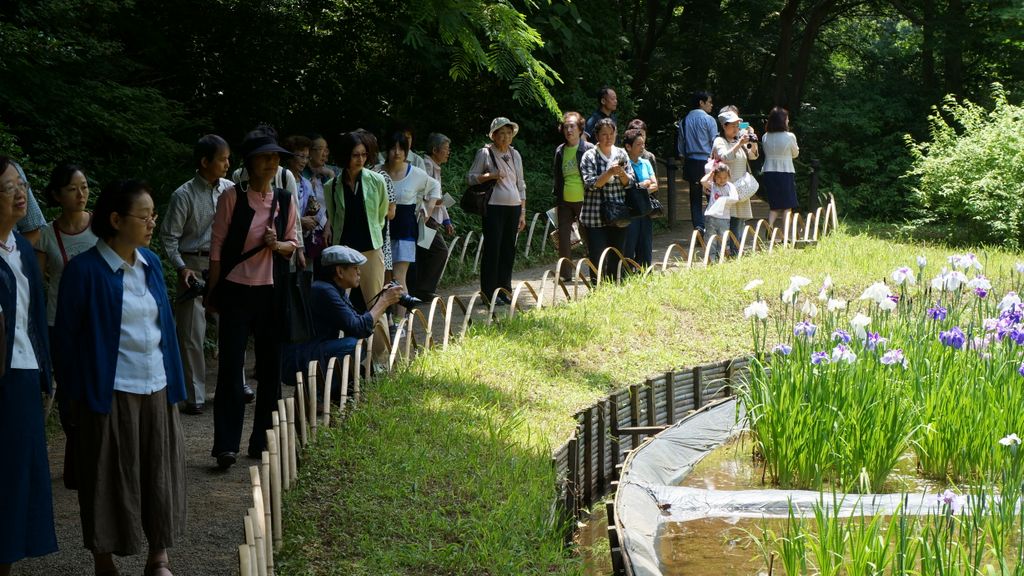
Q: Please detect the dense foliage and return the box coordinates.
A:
[1,0,1022,219]
[906,85,1024,248]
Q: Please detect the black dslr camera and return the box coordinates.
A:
[385,281,424,308]
[177,271,208,303]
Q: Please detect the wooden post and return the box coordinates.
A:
[665,371,675,424]
[645,380,656,427]
[260,452,273,575]
[285,398,298,483]
[566,435,579,519]
[322,357,336,428]
[725,360,736,397]
[692,366,704,410]
[629,384,640,450]
[339,355,351,415]
[609,393,620,474]
[583,409,593,507]
[276,402,290,491]
[597,399,607,493]
[266,429,283,551]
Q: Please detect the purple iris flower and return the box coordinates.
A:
[939,327,966,349]
[772,343,792,356]
[927,304,948,321]
[1010,326,1024,346]
[1019,362,1024,377]
[880,349,905,367]
[866,332,887,351]
[975,287,988,299]
[794,321,817,338]
[831,329,851,344]
[810,351,829,365]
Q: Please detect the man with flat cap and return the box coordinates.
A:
[284,245,405,386]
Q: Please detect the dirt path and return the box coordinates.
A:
[21,197,769,575]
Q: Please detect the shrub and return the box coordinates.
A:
[905,84,1024,248]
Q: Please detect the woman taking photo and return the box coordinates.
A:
[382,132,440,317]
[713,108,759,252]
[760,106,800,228]
[580,118,635,282]
[55,179,184,576]
[0,156,57,576]
[207,130,298,467]
[467,117,526,304]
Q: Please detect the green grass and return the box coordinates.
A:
[277,225,1024,575]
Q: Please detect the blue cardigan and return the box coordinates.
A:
[54,245,185,413]
[0,232,51,390]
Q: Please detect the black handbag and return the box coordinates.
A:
[461,147,499,216]
[626,184,653,218]
[284,269,313,344]
[649,195,665,219]
[601,194,633,228]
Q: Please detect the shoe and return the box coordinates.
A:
[496,294,512,306]
[242,383,255,404]
[215,451,237,470]
[182,403,204,415]
[246,446,264,460]
[143,559,172,576]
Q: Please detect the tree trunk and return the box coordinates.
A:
[941,0,964,96]
[772,0,802,107]
[789,0,841,109]
[921,0,937,98]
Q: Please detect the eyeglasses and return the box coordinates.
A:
[125,213,159,226]
[0,179,28,197]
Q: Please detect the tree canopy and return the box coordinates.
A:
[2,0,1022,218]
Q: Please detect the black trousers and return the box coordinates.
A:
[480,204,521,300]
[583,225,626,283]
[211,281,282,458]
[557,201,584,280]
[411,230,448,298]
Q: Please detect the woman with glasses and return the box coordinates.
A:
[0,156,57,576]
[324,132,390,311]
[55,179,185,576]
[467,117,526,304]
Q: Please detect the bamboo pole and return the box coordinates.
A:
[306,361,318,439]
[266,428,283,550]
[239,544,253,576]
[276,403,290,491]
[243,514,257,575]
[248,506,267,576]
[260,452,273,575]
[285,398,297,483]
[248,467,267,576]
[295,379,307,449]
[339,355,351,415]
[322,356,336,428]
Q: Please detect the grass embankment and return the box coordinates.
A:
[276,226,1023,575]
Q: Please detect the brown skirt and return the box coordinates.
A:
[75,388,186,555]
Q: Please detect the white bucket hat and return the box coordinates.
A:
[488,117,520,138]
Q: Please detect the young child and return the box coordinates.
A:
[701,162,737,260]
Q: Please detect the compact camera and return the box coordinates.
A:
[177,271,208,303]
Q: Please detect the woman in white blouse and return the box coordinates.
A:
[0,156,57,575]
[382,132,440,317]
[55,180,186,576]
[760,107,800,228]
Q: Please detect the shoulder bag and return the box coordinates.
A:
[460,146,499,217]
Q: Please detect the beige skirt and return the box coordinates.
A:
[75,388,186,555]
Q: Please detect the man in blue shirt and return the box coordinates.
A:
[283,245,404,389]
[676,91,718,234]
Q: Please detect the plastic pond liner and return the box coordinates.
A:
[611,397,1004,576]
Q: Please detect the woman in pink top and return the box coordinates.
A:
[206,129,298,468]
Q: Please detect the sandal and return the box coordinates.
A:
[143,560,173,576]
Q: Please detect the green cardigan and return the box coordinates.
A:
[325,169,390,251]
